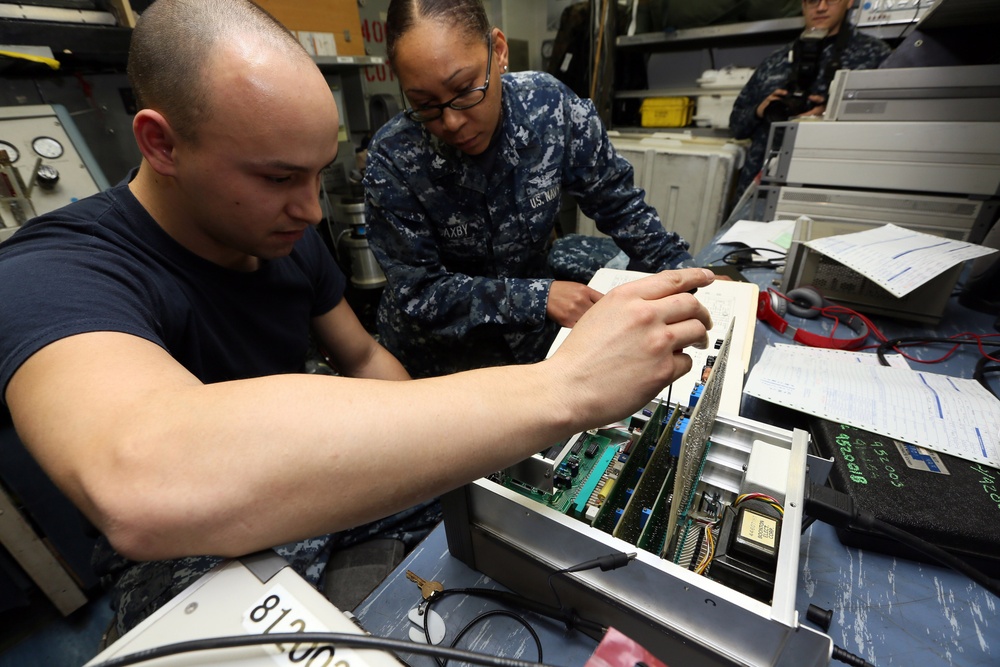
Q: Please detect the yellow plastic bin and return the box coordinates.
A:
[639,97,693,128]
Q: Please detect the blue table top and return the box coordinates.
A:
[355,519,999,667]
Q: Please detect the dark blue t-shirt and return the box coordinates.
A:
[0,174,347,634]
[0,175,345,400]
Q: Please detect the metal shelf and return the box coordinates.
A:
[615,86,743,99]
[0,21,384,71]
[616,16,916,52]
[313,55,384,69]
[617,17,804,50]
[0,19,132,65]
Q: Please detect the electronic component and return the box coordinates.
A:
[573,446,623,521]
[591,402,673,535]
[689,384,704,407]
[670,417,689,457]
[443,315,827,665]
[741,440,790,505]
[664,320,735,561]
[732,507,780,564]
[614,408,679,546]
[708,504,781,603]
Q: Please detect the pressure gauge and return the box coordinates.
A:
[0,140,20,163]
[32,136,64,159]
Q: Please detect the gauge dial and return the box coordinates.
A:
[0,140,20,163]
[32,136,64,159]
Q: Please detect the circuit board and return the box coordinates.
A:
[663,319,735,561]
[499,430,629,514]
[613,407,681,545]
[496,318,755,584]
[591,401,671,535]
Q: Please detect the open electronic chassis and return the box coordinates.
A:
[442,321,835,666]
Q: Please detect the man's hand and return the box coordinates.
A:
[547,268,716,426]
[756,89,788,119]
[547,280,604,327]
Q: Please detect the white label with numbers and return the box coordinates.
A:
[242,583,358,667]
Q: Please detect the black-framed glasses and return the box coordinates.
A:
[402,33,493,123]
[803,0,844,6]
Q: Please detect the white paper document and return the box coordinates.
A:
[804,223,997,298]
[715,218,797,255]
[547,268,759,417]
[766,343,911,370]
[744,344,1000,469]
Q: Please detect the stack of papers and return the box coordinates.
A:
[803,223,997,298]
[744,344,1000,469]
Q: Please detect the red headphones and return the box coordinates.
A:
[756,287,870,350]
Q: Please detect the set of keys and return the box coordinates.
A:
[405,570,444,601]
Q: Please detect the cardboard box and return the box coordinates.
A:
[254,0,365,57]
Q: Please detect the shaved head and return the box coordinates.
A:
[128,0,311,141]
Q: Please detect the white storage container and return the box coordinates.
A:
[694,93,739,129]
[689,67,754,130]
[577,133,743,256]
[696,66,754,89]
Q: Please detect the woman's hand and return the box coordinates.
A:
[547,281,604,328]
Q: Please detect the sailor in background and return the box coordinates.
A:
[729,0,890,195]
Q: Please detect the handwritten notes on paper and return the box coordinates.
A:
[744,344,1000,469]
[804,223,997,298]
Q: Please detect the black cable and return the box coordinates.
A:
[422,592,543,667]
[832,643,876,667]
[88,631,559,667]
[714,247,786,270]
[804,482,1000,598]
[875,335,1000,369]
[895,0,922,41]
[556,550,636,575]
[973,356,1000,398]
[424,586,606,637]
[416,551,633,658]
[547,550,636,617]
[442,609,543,667]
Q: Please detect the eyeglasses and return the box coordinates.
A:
[403,34,493,123]
[803,0,844,6]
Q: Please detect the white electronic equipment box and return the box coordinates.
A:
[85,552,403,667]
[761,120,1000,198]
[442,310,835,666]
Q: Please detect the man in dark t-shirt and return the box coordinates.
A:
[0,0,716,642]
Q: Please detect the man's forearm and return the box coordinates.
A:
[8,269,715,564]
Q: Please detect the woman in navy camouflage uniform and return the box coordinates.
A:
[364,0,694,378]
[729,0,891,195]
